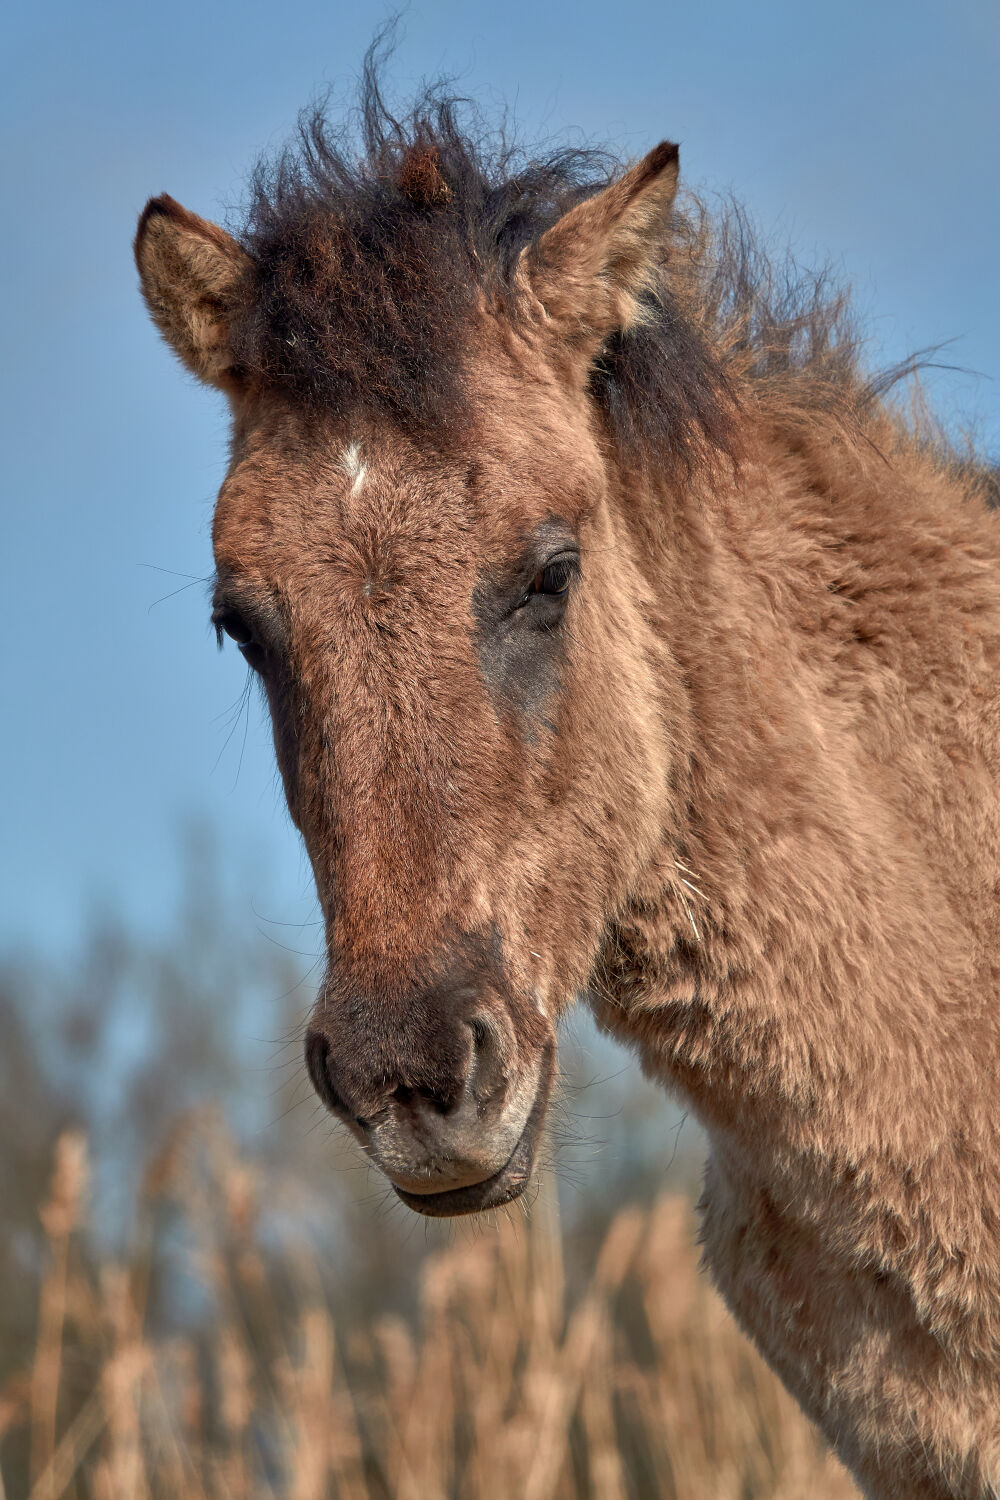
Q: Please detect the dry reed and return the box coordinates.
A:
[3,1119,857,1499]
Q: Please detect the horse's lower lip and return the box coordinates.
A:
[392,1040,555,1219]
[393,1145,531,1218]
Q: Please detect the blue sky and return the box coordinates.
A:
[2,0,997,955]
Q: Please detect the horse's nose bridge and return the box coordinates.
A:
[312,673,476,909]
[320,818,462,959]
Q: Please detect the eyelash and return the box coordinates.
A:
[212,609,254,648]
[211,608,270,674]
[523,556,577,603]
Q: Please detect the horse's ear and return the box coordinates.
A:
[134,195,251,389]
[518,142,680,363]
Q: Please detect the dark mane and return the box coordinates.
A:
[229,50,983,484]
[232,57,622,437]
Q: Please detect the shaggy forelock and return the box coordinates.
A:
[228,58,607,431]
[224,49,743,468]
[223,44,987,489]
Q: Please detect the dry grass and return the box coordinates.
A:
[2,1120,857,1500]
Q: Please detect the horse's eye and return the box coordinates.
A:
[528,558,576,598]
[212,608,255,649]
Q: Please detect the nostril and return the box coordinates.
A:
[304,1030,353,1122]
[470,1017,489,1051]
[468,1014,507,1109]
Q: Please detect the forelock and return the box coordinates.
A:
[227,56,616,441]
[222,44,935,480]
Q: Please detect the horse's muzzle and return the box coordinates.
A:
[304,957,556,1215]
[391,1038,555,1216]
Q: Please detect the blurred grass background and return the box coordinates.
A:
[0,831,856,1498]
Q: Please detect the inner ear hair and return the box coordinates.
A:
[519,141,680,352]
[134,195,251,389]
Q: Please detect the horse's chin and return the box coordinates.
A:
[392,1040,554,1218]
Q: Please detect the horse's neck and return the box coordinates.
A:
[598,429,1000,1154]
[605,435,1000,1499]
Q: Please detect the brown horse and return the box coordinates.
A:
[135,76,1000,1499]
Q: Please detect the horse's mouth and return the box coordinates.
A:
[392,1039,555,1218]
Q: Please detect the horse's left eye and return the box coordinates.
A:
[528,559,575,598]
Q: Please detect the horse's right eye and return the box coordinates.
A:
[211,608,255,649]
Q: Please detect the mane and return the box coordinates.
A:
[229,51,993,492]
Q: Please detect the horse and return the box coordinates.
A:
[134,72,1000,1498]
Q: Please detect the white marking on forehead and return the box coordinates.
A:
[339,442,368,496]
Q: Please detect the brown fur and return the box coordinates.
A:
[135,71,1000,1498]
